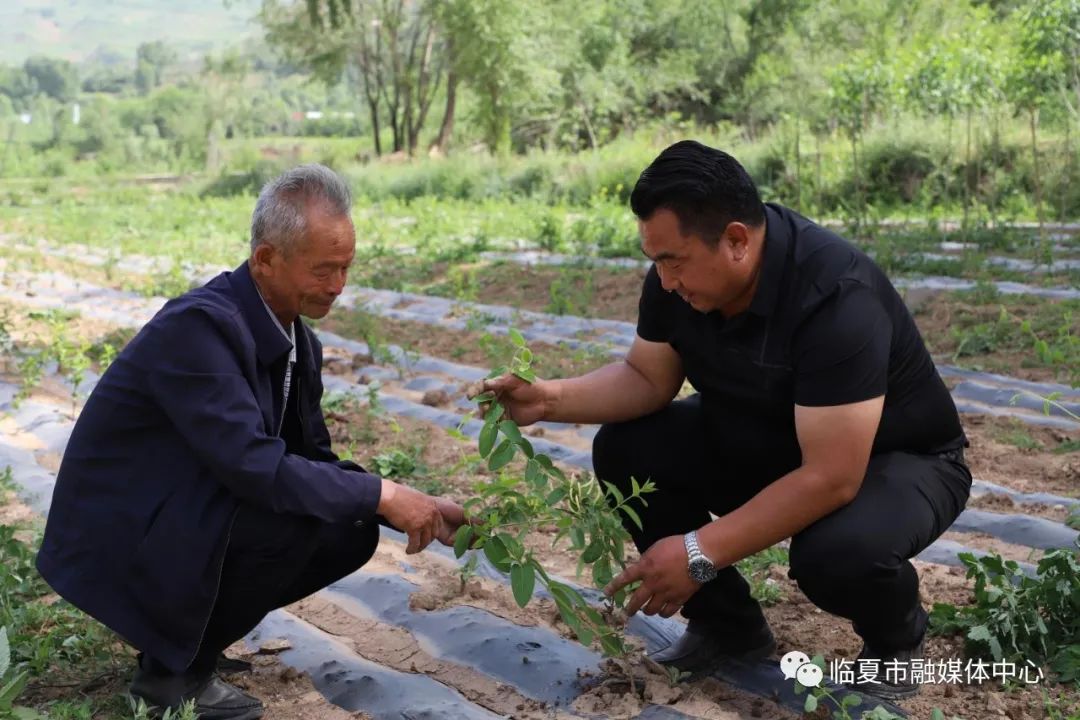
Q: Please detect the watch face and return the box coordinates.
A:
[689,557,717,583]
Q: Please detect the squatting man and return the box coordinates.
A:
[486,140,972,702]
[36,164,469,720]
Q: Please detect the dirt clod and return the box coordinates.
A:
[421,389,450,406]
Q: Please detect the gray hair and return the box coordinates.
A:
[250,164,353,255]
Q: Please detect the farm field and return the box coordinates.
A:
[0,181,1077,720]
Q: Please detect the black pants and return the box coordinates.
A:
[592,396,971,652]
[150,504,380,677]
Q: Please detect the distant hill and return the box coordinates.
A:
[0,0,262,66]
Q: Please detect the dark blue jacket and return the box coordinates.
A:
[36,262,382,672]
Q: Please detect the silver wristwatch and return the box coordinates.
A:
[684,530,719,583]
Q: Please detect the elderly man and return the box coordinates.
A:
[487,141,971,701]
[36,165,465,719]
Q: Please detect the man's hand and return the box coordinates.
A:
[603,534,700,618]
[434,496,469,546]
[377,479,445,554]
[481,374,552,426]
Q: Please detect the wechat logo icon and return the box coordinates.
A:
[781,650,823,688]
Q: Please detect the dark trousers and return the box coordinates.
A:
[148,503,380,677]
[592,396,971,652]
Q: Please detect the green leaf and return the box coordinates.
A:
[484,402,505,424]
[841,694,862,708]
[483,536,511,571]
[488,439,516,471]
[486,366,508,379]
[582,541,603,564]
[803,694,817,713]
[510,563,536,607]
[570,527,586,549]
[0,671,28,709]
[521,348,533,363]
[478,422,498,458]
[620,504,643,531]
[472,391,496,404]
[930,710,945,720]
[603,481,625,505]
[508,328,526,347]
[514,368,537,384]
[592,557,613,588]
[545,487,567,505]
[498,420,523,442]
[598,632,624,657]
[453,525,474,558]
[516,436,535,459]
[525,459,542,487]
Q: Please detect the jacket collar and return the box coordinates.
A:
[228,262,294,367]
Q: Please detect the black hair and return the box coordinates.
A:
[629,140,765,245]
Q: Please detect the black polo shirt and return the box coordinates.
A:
[637,203,965,466]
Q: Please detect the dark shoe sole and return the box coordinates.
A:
[217,655,254,674]
[652,634,778,679]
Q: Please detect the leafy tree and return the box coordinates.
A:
[22,56,78,103]
[135,41,178,95]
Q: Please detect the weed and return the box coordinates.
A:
[0,625,42,719]
[457,554,480,594]
[929,551,1079,685]
[1066,507,1080,532]
[735,546,789,607]
[129,696,198,720]
[546,267,595,317]
[371,447,425,480]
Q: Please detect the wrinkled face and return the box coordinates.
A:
[253,206,356,323]
[639,208,757,315]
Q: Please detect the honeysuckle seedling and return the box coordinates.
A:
[456,327,654,657]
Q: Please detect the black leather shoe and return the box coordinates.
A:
[130,664,263,720]
[845,632,926,701]
[217,654,254,674]
[649,620,777,675]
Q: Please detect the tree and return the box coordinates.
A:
[263,0,447,157]
[828,54,892,231]
[135,41,178,95]
[22,56,78,103]
[1008,1,1068,238]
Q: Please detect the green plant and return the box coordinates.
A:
[457,554,480,594]
[371,448,425,479]
[735,546,788,606]
[791,656,960,719]
[455,328,654,657]
[128,696,197,720]
[1066,507,1080,532]
[929,551,1079,685]
[0,626,42,720]
[546,267,595,317]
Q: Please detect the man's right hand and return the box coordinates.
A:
[377,479,446,554]
[482,374,552,426]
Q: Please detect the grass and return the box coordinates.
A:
[916,294,1080,385]
[735,546,789,607]
[0,468,137,719]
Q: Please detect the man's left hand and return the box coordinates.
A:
[434,497,469,546]
[604,534,701,618]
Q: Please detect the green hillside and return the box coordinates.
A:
[0,0,261,65]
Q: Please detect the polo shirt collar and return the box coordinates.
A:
[747,204,789,318]
[228,261,294,366]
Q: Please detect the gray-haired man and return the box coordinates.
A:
[37,165,466,719]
